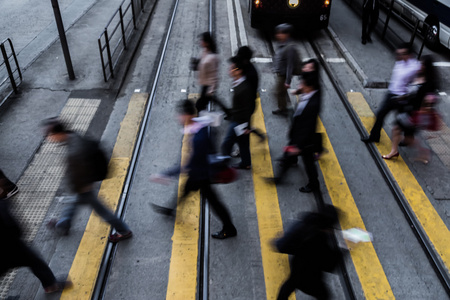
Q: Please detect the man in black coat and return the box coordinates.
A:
[271,71,321,193]
[0,200,71,293]
[221,56,255,170]
[275,205,341,300]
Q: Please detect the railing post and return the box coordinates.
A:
[0,43,18,94]
[104,30,115,79]
[409,19,420,47]
[7,39,22,82]
[119,6,127,49]
[131,0,137,29]
[382,0,395,40]
[418,22,427,59]
[98,38,108,82]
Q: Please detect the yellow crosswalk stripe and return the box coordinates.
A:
[348,91,450,273]
[317,118,395,299]
[250,97,295,300]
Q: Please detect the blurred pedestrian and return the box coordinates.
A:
[0,199,71,293]
[275,205,341,300]
[272,23,301,116]
[152,100,237,239]
[382,55,439,162]
[190,32,220,113]
[362,43,420,143]
[269,71,321,193]
[221,56,255,170]
[361,0,379,45]
[236,46,265,142]
[0,169,19,200]
[42,118,132,243]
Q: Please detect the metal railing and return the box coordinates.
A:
[0,38,22,106]
[345,0,429,59]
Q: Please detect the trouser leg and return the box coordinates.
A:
[55,198,79,233]
[221,123,238,156]
[277,276,297,300]
[368,7,379,37]
[8,240,56,288]
[200,181,235,231]
[196,86,211,113]
[82,190,130,234]
[275,76,288,110]
[237,133,251,167]
[302,148,319,189]
[361,8,370,40]
[369,93,397,141]
[275,153,297,183]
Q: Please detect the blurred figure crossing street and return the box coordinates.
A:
[0,199,72,293]
[42,118,132,243]
[275,204,341,300]
[361,0,379,45]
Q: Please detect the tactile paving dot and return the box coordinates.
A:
[0,98,100,298]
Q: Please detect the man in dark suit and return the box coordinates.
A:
[271,71,321,193]
[221,56,255,170]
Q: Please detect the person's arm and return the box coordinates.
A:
[284,45,297,86]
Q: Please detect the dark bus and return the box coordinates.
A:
[249,0,332,30]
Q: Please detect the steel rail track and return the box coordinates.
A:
[308,33,450,296]
[92,0,181,298]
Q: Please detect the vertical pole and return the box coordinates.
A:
[0,43,18,93]
[50,0,75,80]
[382,0,395,40]
[105,30,114,79]
[119,7,127,49]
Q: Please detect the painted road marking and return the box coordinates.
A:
[234,0,248,47]
[165,106,200,300]
[60,93,148,299]
[227,0,239,55]
[317,118,395,299]
[250,97,295,300]
[348,91,450,272]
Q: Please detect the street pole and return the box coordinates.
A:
[50,0,75,80]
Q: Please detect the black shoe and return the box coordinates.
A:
[272,109,288,116]
[361,39,367,45]
[367,36,372,43]
[151,203,175,217]
[361,136,379,143]
[0,185,19,200]
[299,184,317,193]
[232,163,251,170]
[264,177,281,184]
[211,228,237,239]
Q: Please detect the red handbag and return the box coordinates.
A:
[411,109,442,131]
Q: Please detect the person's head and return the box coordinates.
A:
[318,204,340,229]
[275,23,292,42]
[236,46,253,63]
[302,58,320,73]
[420,55,440,91]
[395,43,412,61]
[41,117,69,143]
[199,32,217,54]
[177,99,196,125]
[299,71,319,93]
[228,56,245,79]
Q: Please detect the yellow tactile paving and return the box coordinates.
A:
[348,91,450,273]
[60,93,148,299]
[250,97,295,300]
[317,118,395,299]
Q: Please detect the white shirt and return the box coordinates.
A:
[388,58,420,96]
[294,90,317,117]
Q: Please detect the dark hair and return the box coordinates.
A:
[397,42,412,54]
[275,23,293,35]
[301,71,319,90]
[41,117,67,135]
[319,204,340,228]
[177,99,196,115]
[303,58,320,73]
[200,32,217,54]
[421,55,440,91]
[229,56,245,72]
[237,46,253,61]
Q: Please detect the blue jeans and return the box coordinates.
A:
[221,121,251,167]
[56,190,130,234]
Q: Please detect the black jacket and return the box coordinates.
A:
[230,80,255,125]
[288,91,321,150]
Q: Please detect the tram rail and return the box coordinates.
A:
[307,34,450,296]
